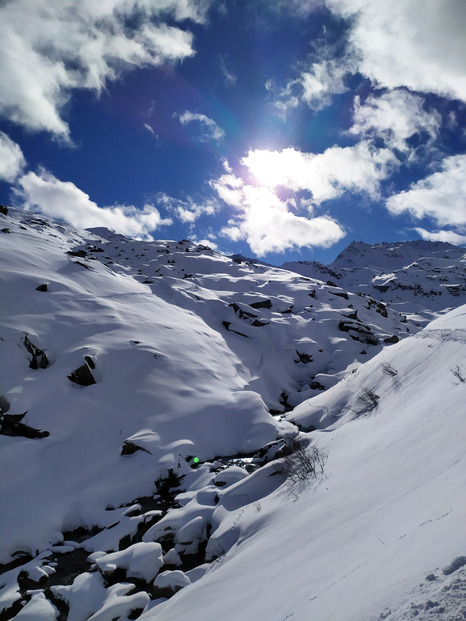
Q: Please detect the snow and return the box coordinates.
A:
[153,570,191,592]
[13,592,58,620]
[1,207,466,620]
[141,304,466,620]
[95,542,164,582]
[52,573,150,621]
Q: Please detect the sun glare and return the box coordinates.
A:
[241,149,288,188]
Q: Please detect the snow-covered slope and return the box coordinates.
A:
[143,305,466,621]
[283,240,466,322]
[1,208,465,620]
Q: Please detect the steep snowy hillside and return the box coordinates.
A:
[142,305,466,621]
[283,240,466,322]
[1,207,465,620]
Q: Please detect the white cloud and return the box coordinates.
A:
[349,90,441,153]
[177,111,225,142]
[213,168,345,256]
[0,133,26,182]
[157,192,218,223]
[272,56,354,115]
[241,142,399,203]
[327,0,466,102]
[0,0,210,138]
[218,56,237,86]
[386,155,466,229]
[15,169,172,239]
[415,227,466,247]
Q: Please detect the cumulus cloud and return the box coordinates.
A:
[15,169,172,239]
[349,90,441,153]
[212,165,345,256]
[241,143,399,203]
[268,53,355,115]
[176,111,225,142]
[274,59,349,116]
[0,0,210,138]
[157,192,218,223]
[326,0,466,102]
[0,133,26,183]
[414,227,466,247]
[386,155,466,231]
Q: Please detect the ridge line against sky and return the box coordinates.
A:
[0,0,465,264]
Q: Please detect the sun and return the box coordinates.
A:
[241,147,306,189]
[241,148,288,188]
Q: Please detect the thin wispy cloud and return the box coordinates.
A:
[176,111,225,142]
[218,56,237,86]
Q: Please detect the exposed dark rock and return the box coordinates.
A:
[0,411,49,439]
[68,361,96,386]
[295,351,313,364]
[326,280,337,287]
[279,392,293,412]
[121,441,151,456]
[23,335,49,369]
[384,335,399,344]
[0,205,8,215]
[443,556,466,575]
[329,289,349,300]
[35,283,48,292]
[310,381,325,391]
[74,260,91,270]
[249,299,272,309]
[338,321,378,345]
[376,302,388,318]
[222,321,249,338]
[84,355,96,369]
[0,395,10,414]
[1,228,12,233]
[67,249,87,258]
[229,303,257,320]
[251,319,269,327]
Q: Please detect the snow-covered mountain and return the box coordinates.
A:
[1,207,465,620]
[282,240,466,323]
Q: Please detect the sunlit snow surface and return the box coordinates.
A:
[1,208,465,620]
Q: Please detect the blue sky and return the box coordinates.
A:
[0,0,465,264]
